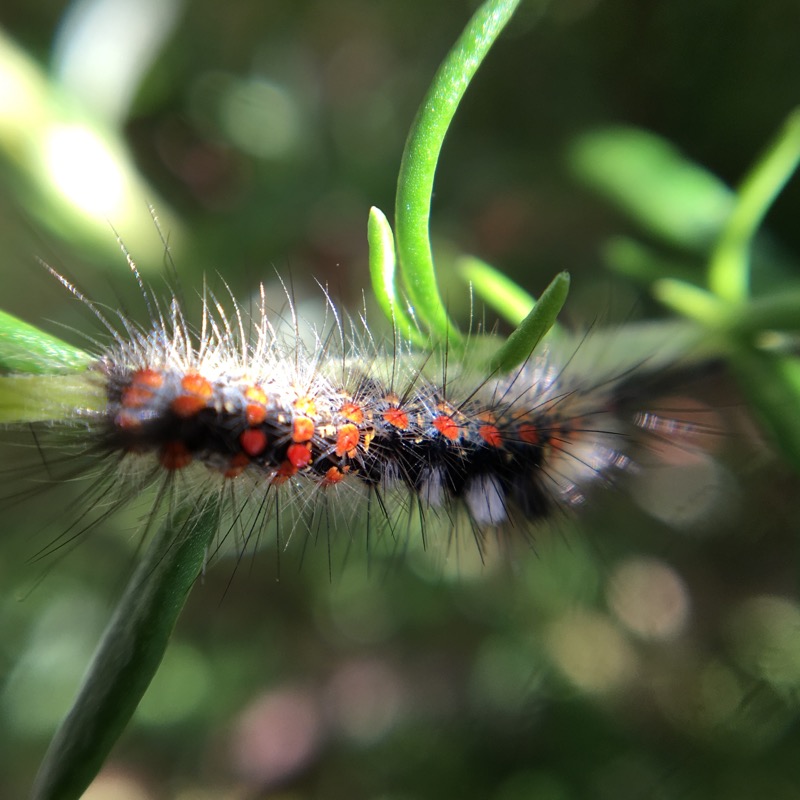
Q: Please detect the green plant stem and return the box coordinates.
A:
[31,501,220,800]
[709,107,800,302]
[394,0,522,343]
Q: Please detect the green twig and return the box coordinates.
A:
[709,107,800,302]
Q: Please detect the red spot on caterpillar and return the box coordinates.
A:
[240,428,268,457]
[181,373,213,399]
[294,396,317,416]
[293,417,315,443]
[548,425,570,451]
[114,410,140,430]
[479,424,503,448]
[384,407,409,430]
[171,394,208,418]
[433,414,459,441]
[171,372,214,417]
[287,443,312,469]
[322,466,346,485]
[244,386,268,425]
[131,369,164,389]
[335,423,360,457]
[340,402,364,424]
[160,441,192,470]
[518,422,541,445]
[245,403,267,426]
[121,386,154,408]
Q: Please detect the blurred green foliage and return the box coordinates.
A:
[1,1,800,799]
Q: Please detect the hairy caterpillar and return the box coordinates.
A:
[1,255,721,575]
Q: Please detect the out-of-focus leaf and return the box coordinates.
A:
[0,374,101,423]
[569,127,734,251]
[709,107,800,302]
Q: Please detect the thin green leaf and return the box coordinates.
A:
[457,254,537,327]
[395,0,522,344]
[488,271,570,374]
[31,501,221,800]
[709,107,800,302]
[602,236,702,288]
[569,127,734,251]
[0,310,92,374]
[368,206,426,346]
[652,279,726,326]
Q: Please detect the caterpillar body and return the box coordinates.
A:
[4,265,716,567]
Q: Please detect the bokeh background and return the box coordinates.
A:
[1,1,800,798]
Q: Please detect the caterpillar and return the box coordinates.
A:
[1,257,721,574]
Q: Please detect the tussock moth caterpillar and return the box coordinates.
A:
[0,256,721,569]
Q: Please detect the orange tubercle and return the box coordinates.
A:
[171,395,208,418]
[287,443,312,469]
[479,424,503,448]
[181,373,213,399]
[240,428,268,457]
[293,417,315,443]
[383,407,409,430]
[335,423,360,457]
[340,402,364,424]
[433,414,459,440]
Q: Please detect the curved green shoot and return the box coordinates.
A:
[488,271,570,374]
[393,0,522,343]
[31,500,221,800]
[708,107,800,302]
[368,207,426,346]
